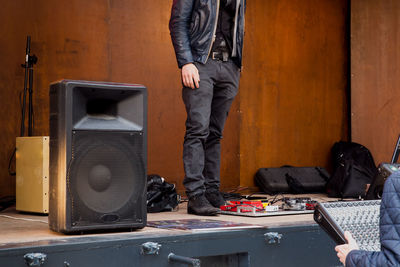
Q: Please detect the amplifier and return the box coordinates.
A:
[314,200,381,251]
[366,163,400,199]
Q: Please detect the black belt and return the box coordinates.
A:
[211,51,229,61]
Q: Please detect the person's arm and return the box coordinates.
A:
[336,174,400,267]
[169,0,195,68]
[335,231,359,266]
[169,0,200,89]
[336,230,394,267]
[181,63,200,89]
[344,249,392,267]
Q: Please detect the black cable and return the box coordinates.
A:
[245,192,256,199]
[222,192,243,200]
[8,148,16,176]
[244,192,269,200]
[268,193,286,205]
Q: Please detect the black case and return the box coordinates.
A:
[366,163,400,199]
[255,167,329,194]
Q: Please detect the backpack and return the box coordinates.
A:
[326,141,378,198]
[147,174,179,213]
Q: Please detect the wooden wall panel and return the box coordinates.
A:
[351,0,400,164]
[0,0,239,197]
[0,0,347,197]
[239,0,348,188]
[0,0,111,197]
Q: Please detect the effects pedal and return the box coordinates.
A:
[221,200,271,213]
[281,197,317,211]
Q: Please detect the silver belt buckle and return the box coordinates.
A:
[222,52,229,61]
[211,51,229,61]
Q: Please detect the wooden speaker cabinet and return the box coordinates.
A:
[16,136,49,214]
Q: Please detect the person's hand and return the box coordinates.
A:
[335,231,359,266]
[181,63,200,89]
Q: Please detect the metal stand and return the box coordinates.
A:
[9,36,38,176]
[20,35,37,137]
[391,134,400,164]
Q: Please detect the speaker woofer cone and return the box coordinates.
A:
[69,130,144,222]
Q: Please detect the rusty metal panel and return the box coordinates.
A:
[0,0,110,197]
[0,0,238,196]
[0,1,348,196]
[239,0,349,188]
[351,0,400,164]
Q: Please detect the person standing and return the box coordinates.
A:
[169,0,246,215]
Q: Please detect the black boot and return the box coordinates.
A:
[187,194,219,216]
[205,191,226,208]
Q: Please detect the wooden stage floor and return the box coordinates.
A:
[0,194,334,247]
[0,194,343,266]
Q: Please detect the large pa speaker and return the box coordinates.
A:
[49,80,147,233]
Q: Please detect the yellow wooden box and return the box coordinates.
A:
[16,136,49,214]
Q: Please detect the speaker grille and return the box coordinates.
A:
[68,130,145,227]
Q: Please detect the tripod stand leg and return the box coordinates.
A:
[20,66,29,137]
[28,68,34,136]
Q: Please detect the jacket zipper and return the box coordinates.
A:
[231,0,240,57]
[206,0,220,62]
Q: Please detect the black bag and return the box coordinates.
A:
[147,174,179,213]
[255,166,329,194]
[326,141,378,198]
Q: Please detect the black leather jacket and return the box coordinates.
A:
[169,0,246,68]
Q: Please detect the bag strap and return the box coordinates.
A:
[315,167,329,181]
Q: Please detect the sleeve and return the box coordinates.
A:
[346,173,400,267]
[346,250,393,267]
[169,0,195,68]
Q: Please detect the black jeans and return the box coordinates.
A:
[182,59,240,198]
